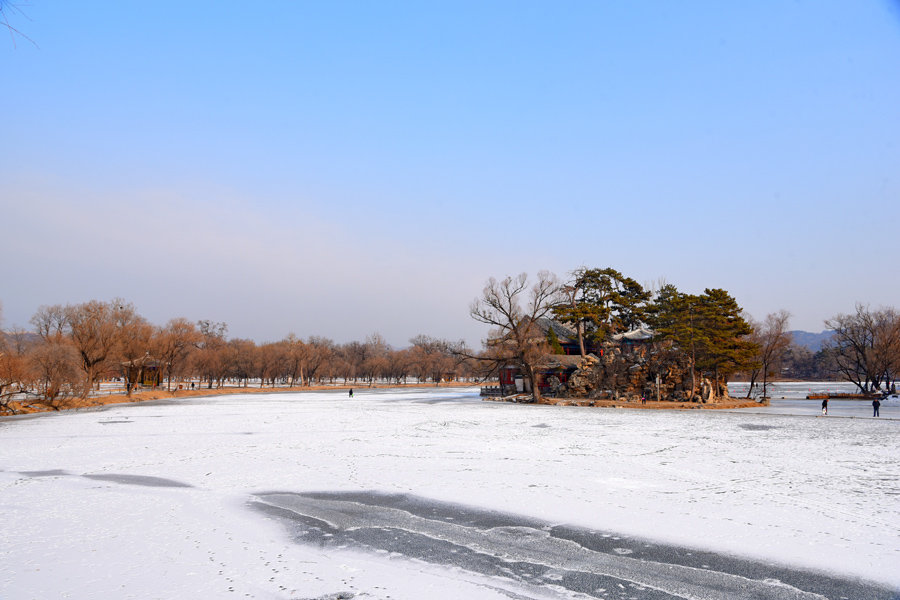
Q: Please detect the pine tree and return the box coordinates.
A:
[648,285,757,399]
[695,288,757,394]
[552,267,651,356]
[547,326,565,355]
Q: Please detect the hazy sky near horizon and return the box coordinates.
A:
[2,1,899,347]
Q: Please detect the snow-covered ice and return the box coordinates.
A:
[1,386,898,599]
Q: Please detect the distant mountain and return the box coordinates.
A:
[788,330,833,352]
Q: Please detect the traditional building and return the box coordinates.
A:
[497,353,584,396]
[122,353,163,389]
[611,327,654,355]
[533,318,598,356]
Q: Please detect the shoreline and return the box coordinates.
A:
[487,396,764,410]
[4,381,878,418]
[0,381,476,417]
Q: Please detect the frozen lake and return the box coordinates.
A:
[728,381,896,399]
[727,381,899,418]
[1,386,898,599]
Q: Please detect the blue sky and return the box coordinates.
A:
[2,1,899,346]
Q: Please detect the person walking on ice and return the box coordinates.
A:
[821,398,828,415]
[349,388,353,398]
[873,398,880,417]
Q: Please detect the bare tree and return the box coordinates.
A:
[385,347,412,384]
[360,333,390,385]
[340,340,368,384]
[1,320,33,410]
[408,335,438,383]
[226,338,257,387]
[156,318,201,391]
[469,271,562,402]
[0,0,38,49]
[116,305,156,397]
[408,335,460,384]
[870,308,900,391]
[63,300,128,398]
[28,341,81,409]
[825,304,900,392]
[193,320,228,388]
[303,336,334,385]
[283,333,308,387]
[30,304,68,343]
[257,342,287,387]
[746,310,792,399]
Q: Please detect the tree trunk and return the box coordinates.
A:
[526,364,542,403]
[689,361,696,401]
[714,364,720,400]
[576,320,586,358]
[81,365,94,399]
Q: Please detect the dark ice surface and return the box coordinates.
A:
[252,490,897,600]
[82,473,193,488]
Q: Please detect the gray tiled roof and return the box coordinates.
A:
[611,327,654,341]
[535,318,578,344]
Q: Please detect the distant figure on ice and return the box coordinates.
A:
[349,388,353,398]
[873,398,880,417]
[821,398,828,415]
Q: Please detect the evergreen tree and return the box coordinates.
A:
[553,267,650,354]
[648,285,757,398]
[552,269,608,356]
[647,285,702,398]
[580,268,650,336]
[547,326,565,355]
[695,289,757,393]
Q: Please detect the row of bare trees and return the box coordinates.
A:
[741,304,900,396]
[185,332,467,391]
[824,304,900,393]
[0,299,470,412]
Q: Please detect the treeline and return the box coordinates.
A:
[778,343,834,380]
[823,304,900,393]
[0,299,470,411]
[3,282,897,411]
[740,304,900,393]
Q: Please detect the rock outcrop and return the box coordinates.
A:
[561,342,730,403]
